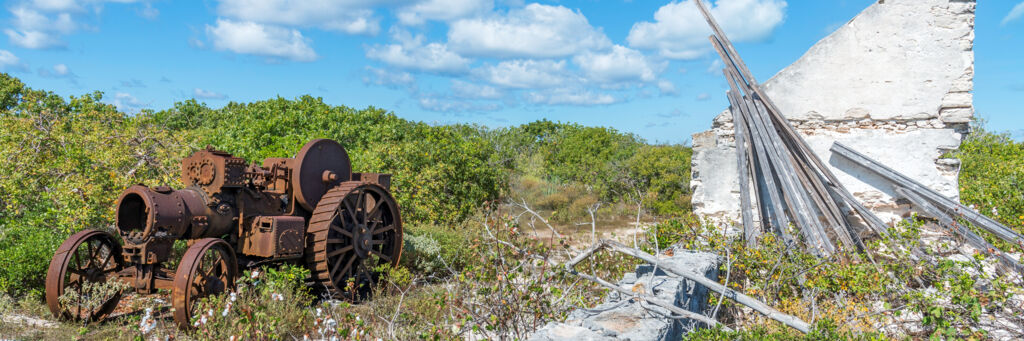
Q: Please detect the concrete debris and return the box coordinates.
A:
[530,247,719,341]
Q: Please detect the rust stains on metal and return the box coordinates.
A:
[44,138,403,328]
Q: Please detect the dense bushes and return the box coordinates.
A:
[952,126,1024,233]
[0,73,693,297]
[0,74,186,296]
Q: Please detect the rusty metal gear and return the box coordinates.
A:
[172,238,237,329]
[305,181,402,299]
[46,229,125,322]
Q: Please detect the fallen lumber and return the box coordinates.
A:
[566,240,812,333]
[695,0,888,256]
[830,142,1024,248]
[894,187,1024,274]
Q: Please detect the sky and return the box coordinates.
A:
[0,0,1022,144]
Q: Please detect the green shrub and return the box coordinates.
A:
[191,264,314,340]
[952,125,1024,234]
[0,74,185,296]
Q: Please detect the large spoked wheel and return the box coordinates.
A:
[172,238,237,329]
[307,181,403,299]
[46,229,126,322]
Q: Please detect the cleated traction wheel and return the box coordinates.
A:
[172,238,237,329]
[46,229,125,322]
[306,181,402,299]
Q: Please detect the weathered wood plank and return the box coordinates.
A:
[832,142,1024,247]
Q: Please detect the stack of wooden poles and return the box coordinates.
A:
[694,0,889,257]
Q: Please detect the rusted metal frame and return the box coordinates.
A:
[727,89,757,244]
[722,73,793,246]
[567,240,812,333]
[831,142,1024,248]
[895,187,1024,274]
[749,97,834,256]
[563,242,727,329]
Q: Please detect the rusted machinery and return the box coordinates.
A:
[45,139,403,328]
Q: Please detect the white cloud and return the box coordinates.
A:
[53,63,70,76]
[706,59,723,74]
[4,6,77,49]
[38,63,77,83]
[474,59,571,89]
[1003,2,1024,26]
[362,66,416,90]
[193,88,227,100]
[418,96,500,112]
[366,29,470,74]
[0,50,27,71]
[112,92,147,112]
[206,19,317,62]
[450,80,503,99]
[696,92,711,101]
[397,0,492,25]
[5,1,154,49]
[448,3,611,58]
[215,0,383,35]
[525,88,616,106]
[140,3,159,20]
[628,0,786,59]
[29,0,81,12]
[573,45,663,83]
[657,80,678,95]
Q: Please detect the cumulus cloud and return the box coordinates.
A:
[474,59,571,89]
[418,96,500,112]
[397,0,492,25]
[38,63,77,83]
[362,66,416,90]
[4,1,154,49]
[450,80,503,99]
[706,59,723,74]
[193,88,228,100]
[448,3,611,58]
[366,29,470,74]
[111,92,147,112]
[657,80,678,95]
[206,19,318,62]
[1003,2,1024,26]
[215,0,382,35]
[4,6,76,48]
[696,92,711,101]
[628,0,786,59]
[525,88,616,106]
[573,45,663,83]
[0,50,28,71]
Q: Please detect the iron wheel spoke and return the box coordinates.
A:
[327,245,353,259]
[373,224,395,235]
[369,249,392,262]
[329,224,353,238]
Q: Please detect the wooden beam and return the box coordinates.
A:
[831,142,1024,248]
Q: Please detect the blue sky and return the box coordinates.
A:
[0,0,1021,144]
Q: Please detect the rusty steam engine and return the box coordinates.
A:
[45,139,403,328]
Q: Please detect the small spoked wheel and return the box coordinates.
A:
[46,229,126,322]
[172,238,237,329]
[307,182,403,299]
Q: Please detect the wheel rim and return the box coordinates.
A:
[46,229,125,321]
[309,182,402,299]
[173,238,236,329]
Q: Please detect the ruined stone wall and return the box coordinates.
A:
[691,0,975,225]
